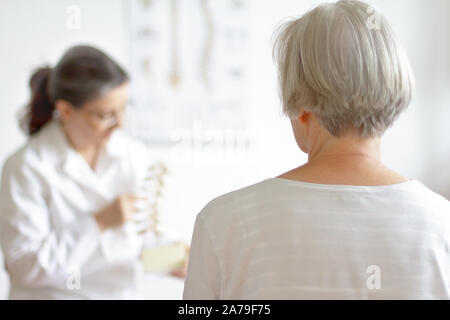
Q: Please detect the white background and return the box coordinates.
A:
[0,0,449,299]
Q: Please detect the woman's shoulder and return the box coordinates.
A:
[2,138,43,175]
[197,179,275,221]
[196,177,450,225]
[277,163,410,187]
[1,122,64,178]
[1,143,45,183]
[410,181,450,210]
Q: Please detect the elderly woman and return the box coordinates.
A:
[183,0,450,299]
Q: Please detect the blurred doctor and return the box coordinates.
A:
[0,45,153,299]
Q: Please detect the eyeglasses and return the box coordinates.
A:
[85,107,127,129]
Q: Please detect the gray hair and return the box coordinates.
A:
[273,0,415,137]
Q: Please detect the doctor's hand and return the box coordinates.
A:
[94,195,138,232]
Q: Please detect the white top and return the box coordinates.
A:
[0,120,151,299]
[183,178,450,300]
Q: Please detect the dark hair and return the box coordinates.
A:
[21,45,129,136]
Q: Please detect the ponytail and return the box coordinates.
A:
[21,67,55,136]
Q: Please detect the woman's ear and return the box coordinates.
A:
[54,100,74,121]
[298,109,311,124]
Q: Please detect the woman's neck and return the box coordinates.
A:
[280,135,407,186]
[307,135,382,165]
[60,122,102,171]
[78,146,102,171]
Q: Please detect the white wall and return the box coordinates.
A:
[0,0,449,299]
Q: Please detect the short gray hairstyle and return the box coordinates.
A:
[273,0,414,137]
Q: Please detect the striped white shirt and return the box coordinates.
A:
[183,178,450,299]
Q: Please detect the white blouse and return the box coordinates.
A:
[0,120,151,299]
[184,178,450,299]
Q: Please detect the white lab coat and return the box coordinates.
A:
[0,120,152,299]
